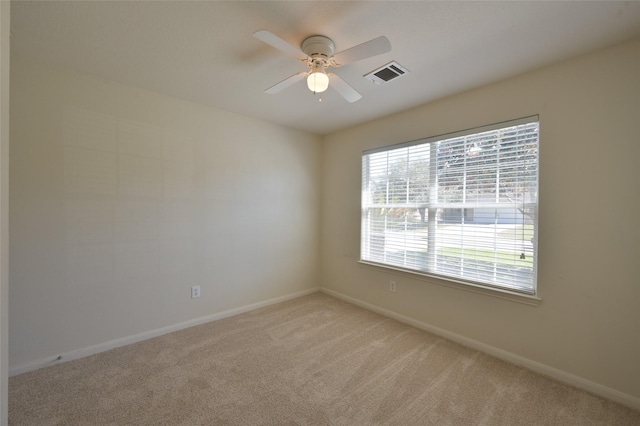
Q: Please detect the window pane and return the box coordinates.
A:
[361,117,539,294]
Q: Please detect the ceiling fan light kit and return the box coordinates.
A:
[253,30,391,102]
[307,63,329,93]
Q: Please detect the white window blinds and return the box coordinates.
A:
[361,116,539,294]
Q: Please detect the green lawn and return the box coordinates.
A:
[439,247,533,268]
[497,224,534,241]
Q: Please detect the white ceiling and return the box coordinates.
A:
[10,1,640,135]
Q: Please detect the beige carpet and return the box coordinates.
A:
[9,293,640,425]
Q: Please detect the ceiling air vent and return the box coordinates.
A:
[364,61,409,85]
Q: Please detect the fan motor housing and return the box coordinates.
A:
[302,35,335,58]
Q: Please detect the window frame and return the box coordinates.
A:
[360,116,540,302]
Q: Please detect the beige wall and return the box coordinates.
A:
[321,38,640,401]
[9,58,321,370]
[1,2,10,424]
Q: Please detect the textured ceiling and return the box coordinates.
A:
[10,1,640,135]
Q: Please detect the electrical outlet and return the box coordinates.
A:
[191,286,201,299]
[389,281,396,292]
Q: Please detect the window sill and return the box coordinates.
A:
[358,261,542,306]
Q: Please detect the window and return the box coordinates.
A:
[361,116,539,294]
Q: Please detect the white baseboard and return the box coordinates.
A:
[320,288,640,412]
[10,287,320,377]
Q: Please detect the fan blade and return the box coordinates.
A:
[265,71,307,94]
[332,36,391,66]
[253,30,306,59]
[328,73,362,103]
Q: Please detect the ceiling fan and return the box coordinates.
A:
[253,30,391,102]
